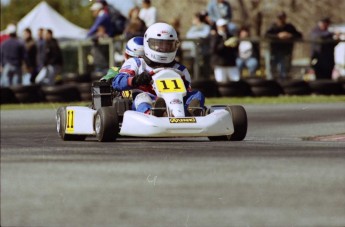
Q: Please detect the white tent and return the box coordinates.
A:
[17,1,87,40]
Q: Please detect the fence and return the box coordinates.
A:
[59,37,345,81]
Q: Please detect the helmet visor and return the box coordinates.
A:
[148,39,179,53]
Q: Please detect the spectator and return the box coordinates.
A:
[0,24,25,87]
[124,7,147,40]
[207,0,236,34]
[186,12,211,39]
[0,23,15,44]
[310,17,340,80]
[210,19,239,82]
[36,29,63,85]
[236,26,259,77]
[90,26,109,73]
[97,0,127,36]
[22,28,38,84]
[265,12,302,80]
[87,2,114,38]
[139,0,157,27]
[186,11,212,79]
[36,28,45,72]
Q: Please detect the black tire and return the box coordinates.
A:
[0,87,17,104]
[217,80,252,97]
[41,84,81,102]
[249,80,284,97]
[308,80,344,95]
[278,80,312,96]
[208,105,247,141]
[10,85,43,103]
[192,80,219,97]
[56,107,86,141]
[94,107,119,142]
[76,83,92,101]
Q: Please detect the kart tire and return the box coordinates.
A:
[208,105,247,141]
[56,107,86,141]
[94,107,119,142]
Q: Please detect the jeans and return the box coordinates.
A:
[0,63,22,87]
[270,54,292,79]
[236,57,258,77]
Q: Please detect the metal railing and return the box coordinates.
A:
[59,37,345,80]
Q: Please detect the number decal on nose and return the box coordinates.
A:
[156,78,186,93]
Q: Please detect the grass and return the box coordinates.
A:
[1,95,345,111]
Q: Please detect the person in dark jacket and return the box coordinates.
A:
[23,28,38,83]
[310,17,340,80]
[36,29,62,85]
[36,28,45,72]
[265,12,302,79]
[210,18,239,82]
[0,24,25,87]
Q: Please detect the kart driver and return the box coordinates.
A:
[100,36,145,82]
[112,22,205,117]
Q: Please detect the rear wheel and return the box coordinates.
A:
[94,107,119,142]
[56,107,86,141]
[208,105,247,141]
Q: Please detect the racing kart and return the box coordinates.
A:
[56,68,247,142]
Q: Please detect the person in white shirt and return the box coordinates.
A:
[139,0,157,27]
[236,27,259,77]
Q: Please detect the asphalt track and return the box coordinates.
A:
[1,103,345,226]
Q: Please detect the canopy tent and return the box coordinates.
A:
[17,1,87,40]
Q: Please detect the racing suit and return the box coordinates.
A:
[112,57,205,113]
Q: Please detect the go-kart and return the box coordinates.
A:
[56,68,247,142]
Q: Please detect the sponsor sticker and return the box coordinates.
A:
[169,118,196,123]
[170,98,183,104]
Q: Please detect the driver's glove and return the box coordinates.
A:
[132,72,152,87]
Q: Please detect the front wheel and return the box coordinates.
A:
[56,107,86,141]
[94,107,119,142]
[208,105,247,141]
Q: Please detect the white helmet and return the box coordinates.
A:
[125,36,144,58]
[144,22,179,64]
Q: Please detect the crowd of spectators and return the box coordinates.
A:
[1,0,343,89]
[0,24,62,87]
[187,0,341,82]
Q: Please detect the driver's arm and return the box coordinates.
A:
[112,58,139,91]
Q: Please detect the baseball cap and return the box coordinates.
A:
[5,24,16,35]
[90,2,103,11]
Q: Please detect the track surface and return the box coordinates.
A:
[1,103,345,226]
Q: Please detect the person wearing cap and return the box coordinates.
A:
[87,2,115,38]
[265,11,302,80]
[210,18,239,83]
[310,17,340,80]
[0,24,25,87]
[139,0,157,27]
